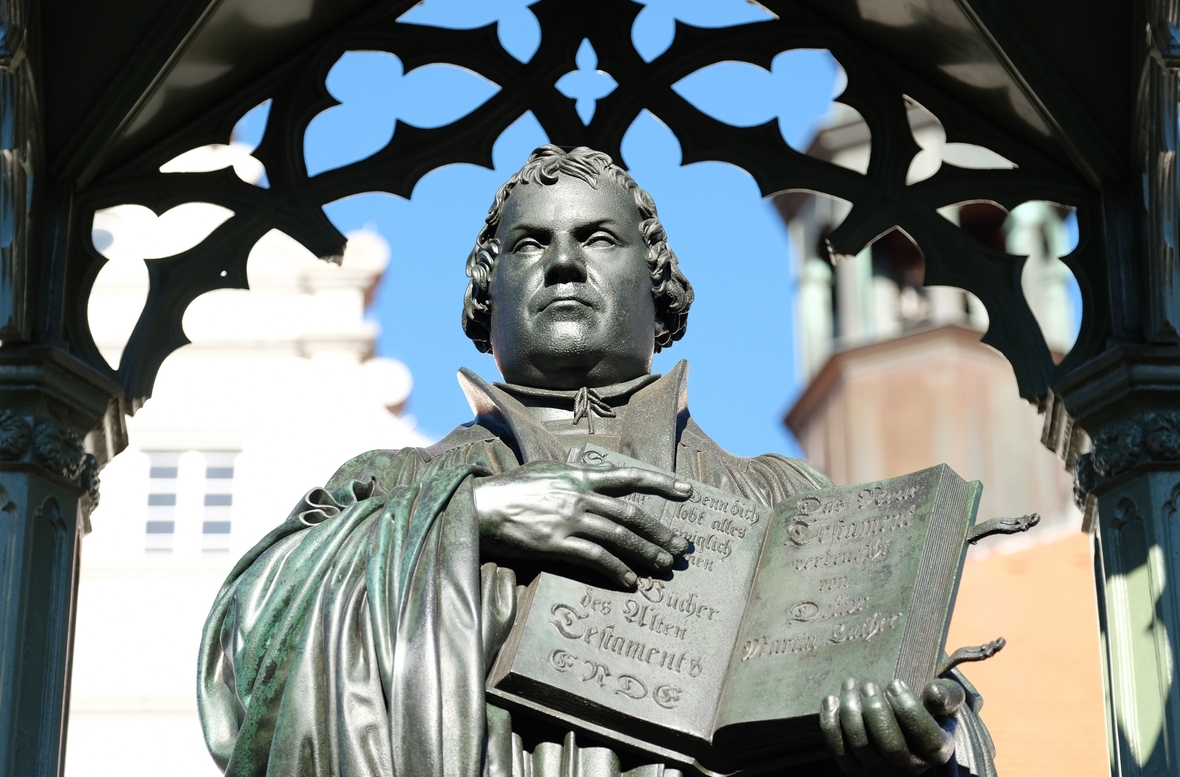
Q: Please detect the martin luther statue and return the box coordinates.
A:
[198,146,996,777]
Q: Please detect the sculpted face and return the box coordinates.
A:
[489,175,657,389]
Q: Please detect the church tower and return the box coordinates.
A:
[776,100,1106,777]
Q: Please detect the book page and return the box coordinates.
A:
[488,445,771,751]
[714,465,974,736]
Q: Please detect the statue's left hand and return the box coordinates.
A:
[819,677,964,775]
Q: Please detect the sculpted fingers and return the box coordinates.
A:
[582,492,686,554]
[885,680,955,766]
[584,466,693,502]
[574,509,674,572]
[860,684,928,774]
[922,679,966,719]
[561,537,637,588]
[820,695,861,775]
[839,679,892,774]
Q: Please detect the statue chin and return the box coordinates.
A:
[495,327,640,389]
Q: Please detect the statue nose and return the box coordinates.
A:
[543,238,588,285]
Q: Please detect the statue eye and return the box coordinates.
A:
[586,232,616,247]
[512,236,543,252]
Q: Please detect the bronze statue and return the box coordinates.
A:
[197,146,995,777]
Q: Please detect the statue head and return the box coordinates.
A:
[463,145,693,389]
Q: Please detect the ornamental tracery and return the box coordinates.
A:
[64,0,1107,409]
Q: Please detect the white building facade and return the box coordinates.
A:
[65,147,429,776]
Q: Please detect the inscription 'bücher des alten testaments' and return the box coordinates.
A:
[488,445,983,775]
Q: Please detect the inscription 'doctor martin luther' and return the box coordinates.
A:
[489,445,982,775]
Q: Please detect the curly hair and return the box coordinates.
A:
[462,144,693,354]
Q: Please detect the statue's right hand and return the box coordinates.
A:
[472,461,692,587]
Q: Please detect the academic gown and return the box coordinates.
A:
[197,362,996,777]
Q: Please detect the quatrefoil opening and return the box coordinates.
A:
[555,39,619,125]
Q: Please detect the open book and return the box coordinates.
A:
[487,445,982,776]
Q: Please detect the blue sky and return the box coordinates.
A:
[238,1,843,457]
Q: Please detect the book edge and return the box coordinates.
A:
[893,465,976,688]
[487,575,540,687]
[487,686,828,777]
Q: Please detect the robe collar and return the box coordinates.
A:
[457,360,690,471]
[491,373,660,435]
[492,372,660,404]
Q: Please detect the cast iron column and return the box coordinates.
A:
[1050,4,1180,776]
[1056,350,1180,777]
[0,350,118,777]
[0,1,125,775]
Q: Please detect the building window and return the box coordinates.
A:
[202,452,237,552]
[145,452,179,552]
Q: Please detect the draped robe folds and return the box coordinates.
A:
[197,362,997,777]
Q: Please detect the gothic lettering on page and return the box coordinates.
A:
[494,451,771,740]
[740,479,923,664]
[685,467,977,746]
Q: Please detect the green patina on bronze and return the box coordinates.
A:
[197,147,997,777]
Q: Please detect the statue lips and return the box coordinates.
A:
[533,286,601,315]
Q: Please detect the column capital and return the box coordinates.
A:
[1041,345,1180,526]
[0,347,125,525]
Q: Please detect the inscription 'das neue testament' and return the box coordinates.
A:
[784,484,920,548]
[737,477,927,664]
